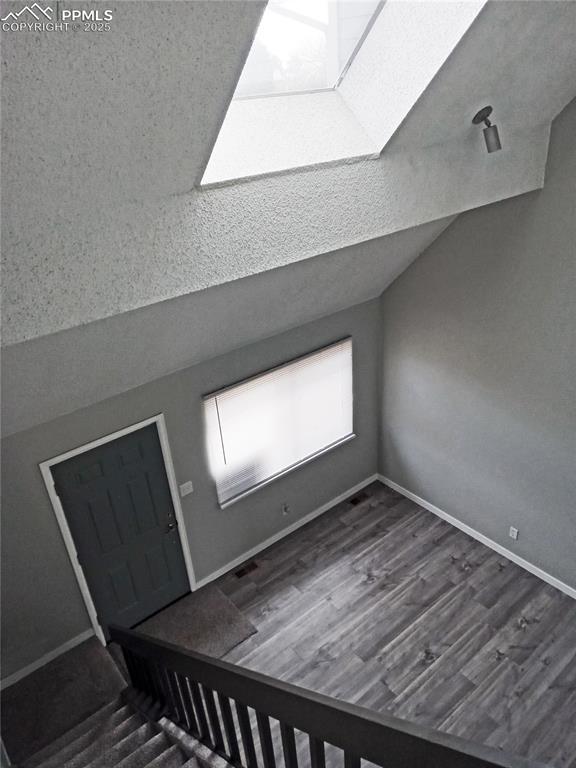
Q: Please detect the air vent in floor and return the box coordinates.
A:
[349,491,370,506]
[234,561,258,578]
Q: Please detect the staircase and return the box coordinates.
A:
[19,697,200,768]
[110,625,539,768]
[15,625,541,768]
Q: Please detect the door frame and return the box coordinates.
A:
[39,413,197,645]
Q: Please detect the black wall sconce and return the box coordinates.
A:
[472,105,502,153]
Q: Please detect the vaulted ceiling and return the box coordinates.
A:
[1,0,575,435]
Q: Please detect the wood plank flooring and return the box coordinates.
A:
[217,482,576,767]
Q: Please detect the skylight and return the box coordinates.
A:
[234,0,382,99]
[202,0,487,186]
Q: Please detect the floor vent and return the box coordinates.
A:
[235,561,258,578]
[349,491,370,506]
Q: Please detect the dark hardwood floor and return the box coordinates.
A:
[217,482,576,767]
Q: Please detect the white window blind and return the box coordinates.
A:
[204,338,354,507]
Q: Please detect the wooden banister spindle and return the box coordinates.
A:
[202,685,225,752]
[235,701,258,768]
[161,667,179,720]
[171,673,188,729]
[167,669,187,726]
[149,662,167,708]
[141,658,158,699]
[344,753,361,768]
[309,736,326,768]
[177,674,199,736]
[218,693,242,765]
[151,661,168,703]
[256,712,277,768]
[135,654,152,695]
[280,723,298,768]
[190,679,211,744]
[122,649,138,688]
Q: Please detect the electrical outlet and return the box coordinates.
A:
[179,480,194,498]
[281,503,290,516]
[509,526,519,541]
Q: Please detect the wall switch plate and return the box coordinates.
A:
[509,526,519,540]
[179,481,194,498]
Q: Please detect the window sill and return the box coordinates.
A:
[218,432,356,510]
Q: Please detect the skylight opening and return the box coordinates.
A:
[234,0,383,100]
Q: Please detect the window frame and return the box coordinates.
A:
[203,337,355,508]
[232,1,386,101]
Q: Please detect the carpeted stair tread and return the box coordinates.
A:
[33,712,143,768]
[135,586,256,657]
[64,713,145,768]
[145,746,198,768]
[22,699,128,768]
[19,691,218,768]
[155,722,228,768]
[78,722,158,768]
[173,737,229,768]
[114,732,172,768]
[2,639,126,765]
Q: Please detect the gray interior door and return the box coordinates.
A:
[51,423,189,638]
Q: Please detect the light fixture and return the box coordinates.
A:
[472,105,502,153]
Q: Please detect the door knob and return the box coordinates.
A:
[166,521,176,532]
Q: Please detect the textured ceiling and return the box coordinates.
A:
[1,1,575,436]
[1,120,550,346]
[0,0,264,203]
[1,1,567,350]
[2,217,453,435]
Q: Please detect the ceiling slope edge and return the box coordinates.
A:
[2,121,551,349]
[1,217,455,437]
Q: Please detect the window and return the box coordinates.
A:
[204,339,354,507]
[234,1,382,98]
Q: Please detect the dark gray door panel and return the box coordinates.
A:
[52,423,189,637]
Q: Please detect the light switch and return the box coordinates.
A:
[179,480,194,497]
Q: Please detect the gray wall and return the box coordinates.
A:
[1,300,380,679]
[379,99,576,588]
[3,99,575,682]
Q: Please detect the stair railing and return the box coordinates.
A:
[110,624,537,768]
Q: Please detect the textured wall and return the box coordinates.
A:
[1,300,380,679]
[379,100,576,588]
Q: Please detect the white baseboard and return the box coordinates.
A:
[1,476,378,689]
[12,471,568,689]
[194,474,380,590]
[0,628,95,691]
[379,475,576,601]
